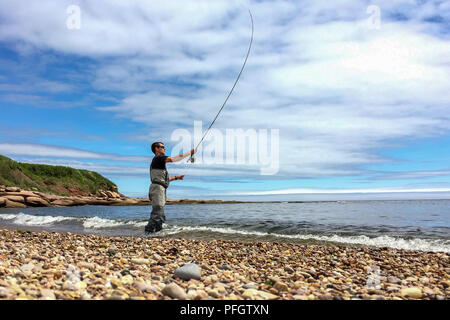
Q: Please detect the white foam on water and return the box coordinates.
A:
[83,216,127,229]
[0,214,19,220]
[133,221,148,227]
[161,225,450,253]
[82,217,147,229]
[0,212,75,225]
[1,213,448,253]
[0,212,142,229]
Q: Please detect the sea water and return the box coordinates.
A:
[0,200,449,253]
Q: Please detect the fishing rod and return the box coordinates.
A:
[188,10,254,163]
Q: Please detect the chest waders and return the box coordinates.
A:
[144,10,253,233]
[145,167,169,233]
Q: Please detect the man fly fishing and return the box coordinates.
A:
[144,142,197,234]
[143,10,253,235]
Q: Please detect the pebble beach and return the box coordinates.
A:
[0,228,448,300]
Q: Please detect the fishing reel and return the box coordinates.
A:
[189,156,195,163]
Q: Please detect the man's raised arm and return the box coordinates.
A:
[166,148,197,163]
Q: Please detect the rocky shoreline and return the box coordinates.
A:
[0,229,448,300]
[0,185,244,208]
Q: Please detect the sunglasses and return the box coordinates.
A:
[157,145,165,149]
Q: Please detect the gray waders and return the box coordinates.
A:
[145,167,169,233]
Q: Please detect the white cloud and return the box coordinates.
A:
[374,169,450,180]
[0,143,149,162]
[15,157,148,175]
[1,0,450,185]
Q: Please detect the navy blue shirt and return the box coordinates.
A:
[151,155,168,170]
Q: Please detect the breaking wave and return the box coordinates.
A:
[161,225,450,253]
[1,212,448,253]
[82,216,147,229]
[0,213,75,225]
[0,212,146,229]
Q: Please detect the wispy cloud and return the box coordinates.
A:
[373,169,450,180]
[0,1,449,196]
[0,143,149,162]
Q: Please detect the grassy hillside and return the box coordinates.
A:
[0,155,118,196]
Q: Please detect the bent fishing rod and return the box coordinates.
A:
[188,10,254,163]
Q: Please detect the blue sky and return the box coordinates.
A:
[0,0,450,200]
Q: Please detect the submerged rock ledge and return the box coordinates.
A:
[0,185,247,208]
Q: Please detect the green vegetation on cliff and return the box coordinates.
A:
[0,155,117,196]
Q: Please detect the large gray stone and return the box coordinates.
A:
[174,263,201,280]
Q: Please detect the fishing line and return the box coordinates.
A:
[187,9,254,164]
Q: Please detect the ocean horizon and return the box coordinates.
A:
[121,190,450,202]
